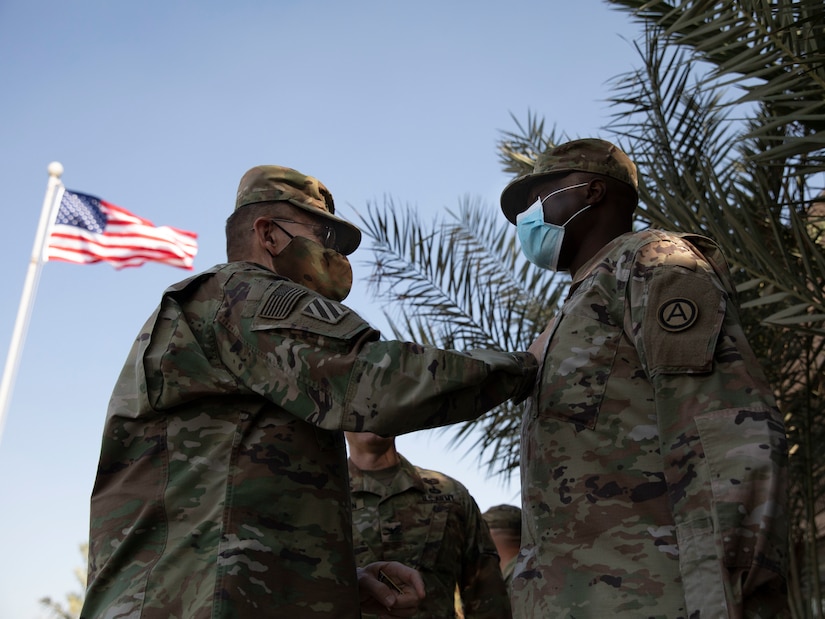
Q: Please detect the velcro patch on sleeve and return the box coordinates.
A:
[643,267,725,374]
[258,283,307,320]
[302,297,350,324]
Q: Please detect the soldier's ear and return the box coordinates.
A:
[252,217,277,248]
[585,177,607,204]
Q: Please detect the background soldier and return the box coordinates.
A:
[481,504,522,588]
[346,432,512,619]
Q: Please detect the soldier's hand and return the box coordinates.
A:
[357,560,426,618]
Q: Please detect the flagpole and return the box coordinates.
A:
[0,162,65,446]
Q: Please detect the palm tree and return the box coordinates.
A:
[358,1,825,615]
[357,190,565,474]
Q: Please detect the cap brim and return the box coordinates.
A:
[327,218,362,256]
[289,201,362,255]
[500,174,533,224]
[501,167,587,224]
[500,172,554,224]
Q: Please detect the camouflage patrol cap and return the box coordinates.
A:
[500,138,639,224]
[482,504,522,532]
[235,165,362,255]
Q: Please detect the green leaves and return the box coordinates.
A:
[357,195,563,354]
[356,195,565,475]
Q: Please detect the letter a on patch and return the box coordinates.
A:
[657,298,698,332]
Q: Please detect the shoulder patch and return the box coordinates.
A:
[302,297,350,324]
[643,266,725,375]
[657,298,698,332]
[259,284,306,320]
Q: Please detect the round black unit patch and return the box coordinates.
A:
[657,298,699,332]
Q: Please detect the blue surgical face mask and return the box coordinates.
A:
[516,183,590,271]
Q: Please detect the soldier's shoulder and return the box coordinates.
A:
[623,229,710,270]
[250,278,377,342]
[413,465,470,497]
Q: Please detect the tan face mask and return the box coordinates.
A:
[271,235,353,301]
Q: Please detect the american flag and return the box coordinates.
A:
[47,190,198,270]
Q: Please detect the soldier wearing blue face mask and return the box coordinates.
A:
[514,181,590,271]
[500,139,789,618]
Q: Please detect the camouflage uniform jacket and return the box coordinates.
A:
[82,262,535,619]
[349,455,511,619]
[513,230,789,618]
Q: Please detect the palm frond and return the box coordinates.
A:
[497,112,569,179]
[355,195,567,477]
[607,0,825,168]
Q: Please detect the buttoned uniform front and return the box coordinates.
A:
[349,455,511,619]
[82,261,535,619]
[512,229,789,618]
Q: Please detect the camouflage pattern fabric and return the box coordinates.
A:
[500,138,638,224]
[349,455,511,619]
[235,164,361,256]
[513,229,789,618]
[82,261,536,619]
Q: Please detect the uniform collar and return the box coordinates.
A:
[348,454,426,497]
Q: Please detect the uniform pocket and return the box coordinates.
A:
[379,500,452,570]
[693,405,788,569]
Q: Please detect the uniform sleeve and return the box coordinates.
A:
[212,277,536,435]
[457,492,512,619]
[628,248,788,616]
[345,340,536,436]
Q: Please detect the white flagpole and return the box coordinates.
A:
[0,162,65,446]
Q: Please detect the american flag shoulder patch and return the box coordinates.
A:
[258,284,307,320]
[302,297,350,324]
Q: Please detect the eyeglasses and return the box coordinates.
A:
[268,218,338,252]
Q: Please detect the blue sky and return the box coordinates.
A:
[0,2,644,616]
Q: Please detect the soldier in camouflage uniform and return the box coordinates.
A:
[481,505,521,589]
[345,432,512,619]
[81,165,537,619]
[499,139,789,618]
